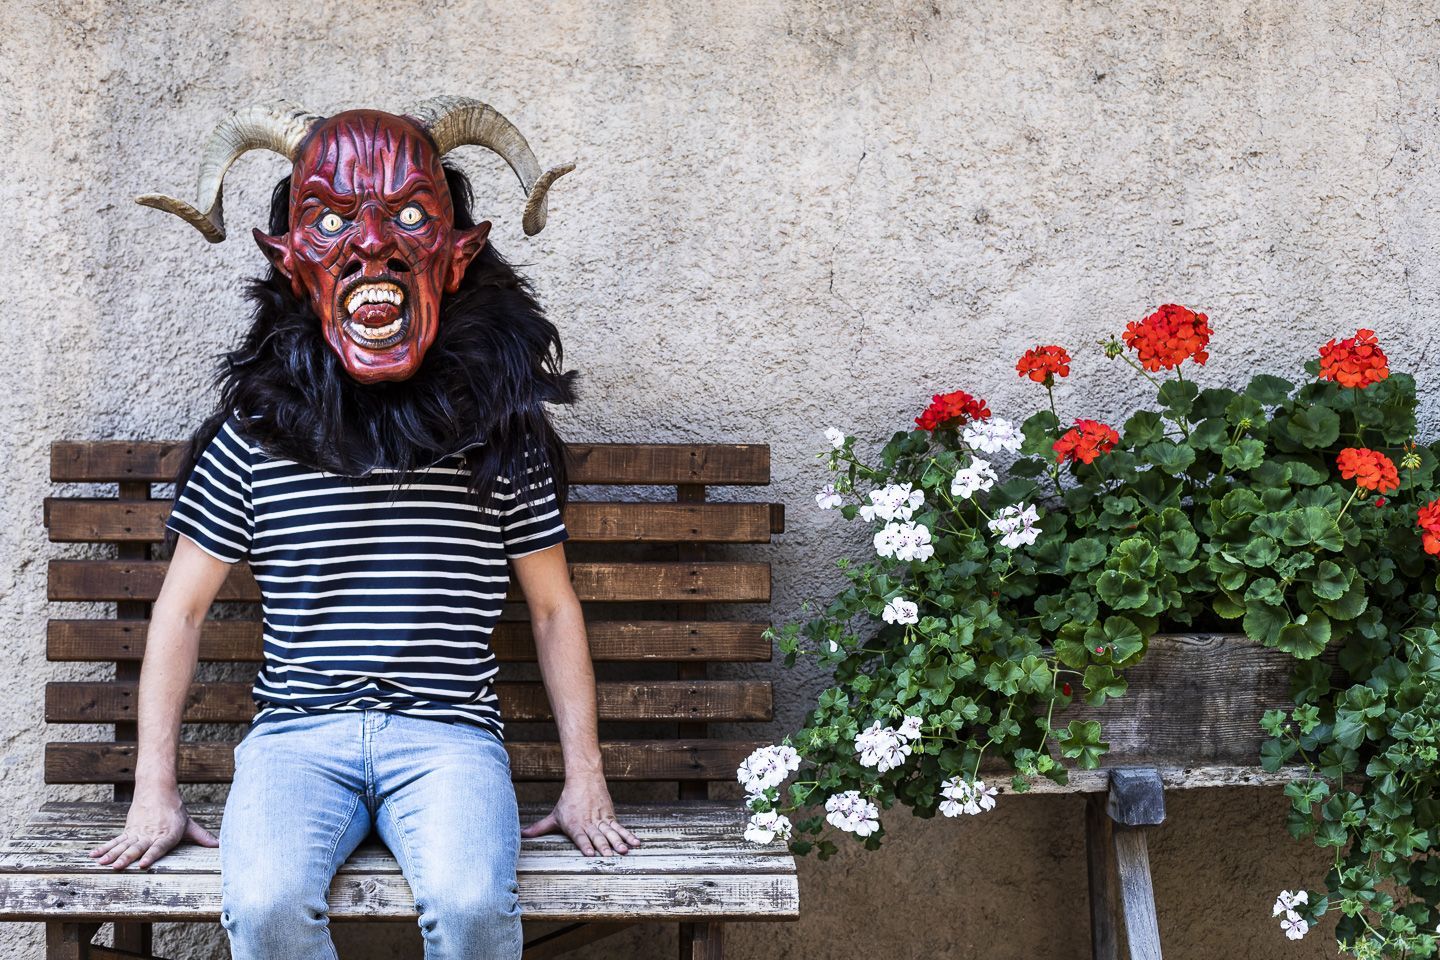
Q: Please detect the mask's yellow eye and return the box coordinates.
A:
[318,212,345,235]
[398,204,425,227]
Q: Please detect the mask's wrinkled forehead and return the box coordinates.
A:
[292,110,450,213]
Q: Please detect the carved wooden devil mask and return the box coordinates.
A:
[138,97,572,383]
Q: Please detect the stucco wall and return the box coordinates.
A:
[4,0,1438,956]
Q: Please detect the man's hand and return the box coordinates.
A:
[521,775,641,857]
[87,787,218,871]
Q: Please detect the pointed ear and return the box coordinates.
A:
[252,229,303,297]
[445,221,491,293]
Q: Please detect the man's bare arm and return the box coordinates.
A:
[511,542,641,857]
[87,536,231,869]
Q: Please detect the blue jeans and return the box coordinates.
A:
[218,709,522,960]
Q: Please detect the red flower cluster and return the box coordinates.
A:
[1121,304,1212,372]
[1017,345,1071,384]
[1418,500,1440,555]
[915,390,991,431]
[1319,328,1389,389]
[1337,447,1399,494]
[1054,419,1120,465]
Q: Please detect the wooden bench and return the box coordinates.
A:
[0,438,798,959]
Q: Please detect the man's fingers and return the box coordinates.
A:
[108,841,148,871]
[94,834,136,864]
[596,820,630,855]
[134,838,170,870]
[611,819,642,848]
[585,823,617,857]
[89,834,128,860]
[520,813,558,838]
[570,824,597,856]
[185,818,220,847]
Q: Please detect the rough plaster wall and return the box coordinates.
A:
[2,0,1437,956]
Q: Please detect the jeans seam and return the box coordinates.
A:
[380,796,425,914]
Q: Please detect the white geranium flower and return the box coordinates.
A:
[951,457,998,500]
[859,483,924,522]
[736,744,801,794]
[1279,912,1309,941]
[874,521,933,562]
[824,790,880,837]
[1272,890,1309,917]
[939,776,999,817]
[987,503,1041,550]
[825,427,847,449]
[744,809,793,844]
[815,483,843,510]
[882,597,919,625]
[854,720,912,773]
[896,715,924,742]
[962,417,1023,454]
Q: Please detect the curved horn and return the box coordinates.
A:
[404,95,573,236]
[136,100,324,243]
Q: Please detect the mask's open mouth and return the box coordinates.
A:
[340,278,410,350]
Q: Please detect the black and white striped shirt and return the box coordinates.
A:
[165,414,570,738]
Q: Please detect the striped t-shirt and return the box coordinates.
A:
[165,413,570,738]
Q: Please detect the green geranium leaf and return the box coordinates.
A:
[1283,506,1345,552]
[1065,538,1106,573]
[1082,665,1127,706]
[1246,374,1294,405]
[1223,438,1266,471]
[1287,403,1340,447]
[1275,611,1332,659]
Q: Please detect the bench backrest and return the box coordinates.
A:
[45,440,783,801]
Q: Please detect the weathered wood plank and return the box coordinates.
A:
[45,741,764,784]
[46,499,779,545]
[46,680,773,724]
[0,872,801,922]
[0,846,791,877]
[45,922,97,960]
[1113,829,1162,960]
[523,921,633,959]
[23,801,756,834]
[49,560,771,604]
[51,442,772,486]
[47,619,773,664]
[1066,633,1311,766]
[1085,794,1121,960]
[680,921,726,960]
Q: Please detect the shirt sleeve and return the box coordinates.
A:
[165,416,255,564]
[501,444,570,559]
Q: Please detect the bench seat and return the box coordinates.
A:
[0,801,799,924]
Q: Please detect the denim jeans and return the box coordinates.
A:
[218,709,522,960]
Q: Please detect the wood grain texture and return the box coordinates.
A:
[46,680,774,724]
[45,741,764,784]
[680,921,726,960]
[49,560,771,604]
[45,498,779,545]
[51,442,772,486]
[1113,828,1162,960]
[47,619,774,664]
[1086,794,1122,960]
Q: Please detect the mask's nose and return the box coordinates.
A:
[352,205,396,261]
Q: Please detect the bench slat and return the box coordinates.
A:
[0,872,801,922]
[46,680,773,724]
[48,560,772,604]
[45,499,780,544]
[51,442,773,486]
[23,801,755,835]
[48,619,774,663]
[45,740,763,784]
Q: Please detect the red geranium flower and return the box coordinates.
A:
[1017,345,1072,385]
[1336,447,1399,494]
[915,390,991,431]
[1418,499,1440,555]
[1054,419,1120,465]
[1319,328,1389,389]
[1121,304,1212,372]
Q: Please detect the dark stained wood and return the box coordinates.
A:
[520,922,633,958]
[1106,769,1166,828]
[52,441,772,486]
[679,921,726,959]
[45,740,765,784]
[49,560,772,605]
[47,619,774,664]
[46,498,780,545]
[1086,795,1122,960]
[45,921,98,960]
[46,680,773,724]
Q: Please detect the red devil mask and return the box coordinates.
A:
[139,97,572,383]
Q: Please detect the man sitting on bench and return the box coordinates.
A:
[85,96,639,960]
